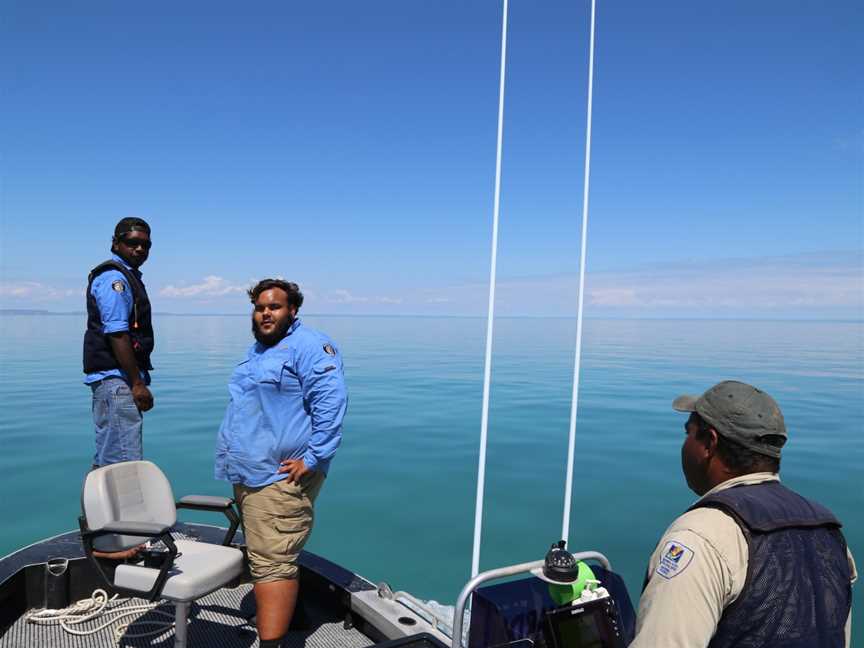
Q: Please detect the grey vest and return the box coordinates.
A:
[691,481,850,648]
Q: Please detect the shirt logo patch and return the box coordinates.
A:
[323,344,336,356]
[111,280,126,292]
[656,541,695,580]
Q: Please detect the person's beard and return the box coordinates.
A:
[252,315,293,347]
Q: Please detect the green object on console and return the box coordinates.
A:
[547,561,596,605]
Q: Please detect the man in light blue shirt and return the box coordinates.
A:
[215,279,347,648]
[83,218,154,468]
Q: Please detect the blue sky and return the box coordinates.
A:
[1,1,861,318]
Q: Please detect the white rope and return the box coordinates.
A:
[562,0,598,545]
[24,588,175,642]
[472,0,509,579]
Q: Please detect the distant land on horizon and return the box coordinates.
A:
[0,309,861,323]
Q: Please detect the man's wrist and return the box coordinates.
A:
[302,454,318,472]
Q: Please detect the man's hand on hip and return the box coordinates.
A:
[278,459,309,483]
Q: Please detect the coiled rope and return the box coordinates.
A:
[24,588,175,642]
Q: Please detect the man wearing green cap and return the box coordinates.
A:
[631,381,856,648]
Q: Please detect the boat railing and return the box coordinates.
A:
[450,550,612,648]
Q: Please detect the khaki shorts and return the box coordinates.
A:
[233,471,325,583]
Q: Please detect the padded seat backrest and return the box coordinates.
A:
[82,461,177,552]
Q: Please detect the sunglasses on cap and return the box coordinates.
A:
[118,236,152,250]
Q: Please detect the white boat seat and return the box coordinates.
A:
[82,460,178,553]
[115,539,243,601]
[79,460,245,648]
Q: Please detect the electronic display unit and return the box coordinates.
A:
[542,596,625,648]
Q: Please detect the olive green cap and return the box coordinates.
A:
[673,380,787,459]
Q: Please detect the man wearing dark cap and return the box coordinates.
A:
[631,380,856,647]
[83,218,155,468]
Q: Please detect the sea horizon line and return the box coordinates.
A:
[1,308,861,324]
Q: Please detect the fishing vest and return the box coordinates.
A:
[690,481,851,648]
[83,260,154,374]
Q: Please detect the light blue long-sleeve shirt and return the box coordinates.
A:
[214,319,348,488]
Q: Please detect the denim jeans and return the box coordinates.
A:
[91,377,143,466]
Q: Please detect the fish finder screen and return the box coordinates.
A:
[543,600,622,648]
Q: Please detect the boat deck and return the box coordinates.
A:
[0,525,450,648]
[1,581,374,648]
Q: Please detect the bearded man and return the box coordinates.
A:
[214,279,347,648]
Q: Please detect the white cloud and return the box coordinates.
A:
[0,281,81,300]
[160,276,246,298]
[0,281,42,297]
[411,250,863,318]
[326,289,368,304]
[323,289,402,305]
[3,250,859,318]
[588,288,638,307]
[585,252,864,314]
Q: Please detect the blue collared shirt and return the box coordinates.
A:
[214,319,348,488]
[84,254,150,386]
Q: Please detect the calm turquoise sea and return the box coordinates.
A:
[1,315,861,638]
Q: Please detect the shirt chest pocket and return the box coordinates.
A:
[257,359,302,395]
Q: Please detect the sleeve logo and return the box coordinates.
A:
[655,540,695,579]
[323,343,336,356]
[111,280,126,292]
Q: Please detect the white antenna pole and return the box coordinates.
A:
[472,0,509,579]
[562,0,597,545]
